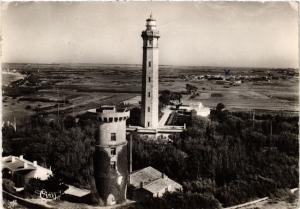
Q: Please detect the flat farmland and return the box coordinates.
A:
[181,79,298,112]
[2,63,298,122]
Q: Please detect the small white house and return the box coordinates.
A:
[2,155,53,191]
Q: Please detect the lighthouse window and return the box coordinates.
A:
[148,122,150,127]
[111,133,116,141]
[148,92,150,97]
[148,61,151,67]
[149,40,152,46]
[110,161,116,170]
[111,148,116,156]
[148,107,150,112]
[148,77,151,82]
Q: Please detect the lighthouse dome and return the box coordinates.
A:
[146,14,157,30]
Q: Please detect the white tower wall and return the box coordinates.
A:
[141,15,160,128]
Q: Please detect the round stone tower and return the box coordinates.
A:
[93,105,130,206]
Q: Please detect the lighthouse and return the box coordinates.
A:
[141,14,160,129]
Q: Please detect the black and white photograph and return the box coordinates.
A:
[1,1,299,209]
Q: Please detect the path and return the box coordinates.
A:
[158,106,172,127]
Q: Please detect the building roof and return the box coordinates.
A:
[130,166,182,194]
[130,166,162,188]
[64,185,90,197]
[2,155,52,176]
[2,156,36,172]
[145,178,182,194]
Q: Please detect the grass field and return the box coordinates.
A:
[181,79,298,112]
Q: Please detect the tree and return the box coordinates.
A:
[186,84,198,94]
[170,92,182,103]
[216,103,225,112]
[127,107,141,126]
[63,115,76,129]
[210,103,228,122]
[159,90,171,106]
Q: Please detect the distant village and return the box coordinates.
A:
[180,68,298,84]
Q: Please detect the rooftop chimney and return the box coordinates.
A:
[12,156,16,162]
[24,162,28,168]
[19,155,24,160]
[33,161,37,167]
[162,173,166,179]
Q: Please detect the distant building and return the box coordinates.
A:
[91,105,130,206]
[233,80,242,86]
[122,95,141,106]
[141,14,160,129]
[129,166,182,201]
[2,155,52,191]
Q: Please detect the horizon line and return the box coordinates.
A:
[2,62,298,70]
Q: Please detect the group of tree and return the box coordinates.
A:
[186,84,198,94]
[130,103,299,207]
[159,90,182,107]
[2,103,298,208]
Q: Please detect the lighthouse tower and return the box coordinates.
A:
[93,105,130,205]
[141,14,160,128]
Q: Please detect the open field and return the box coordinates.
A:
[181,79,298,112]
[2,63,298,122]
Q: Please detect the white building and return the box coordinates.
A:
[2,155,52,191]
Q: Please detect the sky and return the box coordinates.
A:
[1,1,299,68]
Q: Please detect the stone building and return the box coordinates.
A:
[141,14,160,129]
[91,105,130,206]
[128,166,182,202]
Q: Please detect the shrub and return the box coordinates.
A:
[139,191,221,209]
[3,179,17,195]
[25,176,68,196]
[270,188,297,203]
